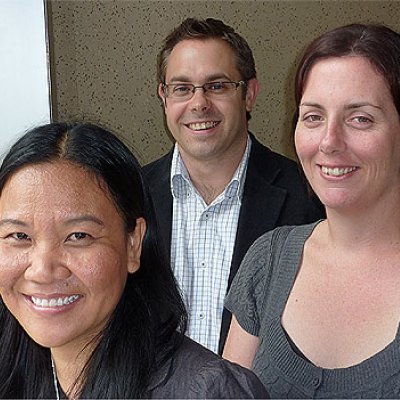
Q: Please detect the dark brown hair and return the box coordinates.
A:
[157,18,256,120]
[157,17,256,85]
[294,24,400,121]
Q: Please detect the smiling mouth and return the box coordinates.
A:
[30,295,81,308]
[186,121,219,131]
[321,166,357,177]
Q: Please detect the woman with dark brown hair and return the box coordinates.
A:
[224,24,400,398]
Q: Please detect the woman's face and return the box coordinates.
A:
[295,56,400,212]
[0,161,145,354]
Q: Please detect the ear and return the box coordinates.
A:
[245,78,260,113]
[158,83,167,108]
[126,217,147,274]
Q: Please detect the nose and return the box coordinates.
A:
[189,87,211,113]
[24,245,71,284]
[319,120,346,154]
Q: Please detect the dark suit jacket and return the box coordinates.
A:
[143,134,324,354]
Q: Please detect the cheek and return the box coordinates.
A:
[295,130,319,161]
[165,103,184,122]
[0,249,28,292]
[73,250,128,293]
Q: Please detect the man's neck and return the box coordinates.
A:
[179,140,248,205]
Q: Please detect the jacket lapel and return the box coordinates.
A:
[146,152,174,259]
[219,134,288,354]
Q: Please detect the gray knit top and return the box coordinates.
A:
[225,223,400,398]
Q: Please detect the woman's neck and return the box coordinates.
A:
[323,204,400,252]
[51,341,94,399]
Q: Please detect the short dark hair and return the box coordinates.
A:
[157,17,257,85]
[294,24,400,121]
[0,122,187,398]
[158,18,257,121]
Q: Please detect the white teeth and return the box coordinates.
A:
[188,121,218,131]
[321,166,357,176]
[31,295,80,308]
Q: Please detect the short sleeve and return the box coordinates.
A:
[224,229,276,337]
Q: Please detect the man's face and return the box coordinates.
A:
[159,38,259,165]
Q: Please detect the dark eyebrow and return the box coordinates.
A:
[0,219,28,228]
[63,216,105,227]
[344,102,382,111]
[167,73,232,83]
[0,216,105,228]
[300,102,323,109]
[300,101,382,111]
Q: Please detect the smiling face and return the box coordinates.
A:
[159,38,259,165]
[0,161,145,354]
[295,56,400,213]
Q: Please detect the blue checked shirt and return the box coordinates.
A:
[170,136,251,353]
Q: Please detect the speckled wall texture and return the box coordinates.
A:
[47,0,400,163]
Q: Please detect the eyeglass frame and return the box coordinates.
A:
[161,80,247,100]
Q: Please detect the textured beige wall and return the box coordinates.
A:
[47,0,400,163]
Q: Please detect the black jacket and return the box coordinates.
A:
[148,336,269,399]
[143,134,324,353]
[54,335,269,399]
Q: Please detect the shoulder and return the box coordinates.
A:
[248,134,312,198]
[250,223,318,259]
[143,151,173,180]
[150,336,269,399]
[249,134,299,174]
[247,135,307,201]
[225,224,304,298]
[225,223,319,335]
[232,223,318,297]
[247,134,325,222]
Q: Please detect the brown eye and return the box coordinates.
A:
[69,232,88,241]
[305,114,322,122]
[11,232,30,241]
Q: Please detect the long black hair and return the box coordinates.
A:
[0,122,187,398]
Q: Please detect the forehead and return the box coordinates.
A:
[165,38,239,81]
[303,56,391,100]
[0,162,117,218]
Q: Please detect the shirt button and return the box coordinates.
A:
[199,313,205,320]
[200,262,206,269]
[312,377,321,387]
[204,213,209,219]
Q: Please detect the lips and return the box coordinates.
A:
[186,121,219,131]
[30,294,81,308]
[321,166,357,176]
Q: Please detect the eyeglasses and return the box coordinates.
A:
[162,81,246,101]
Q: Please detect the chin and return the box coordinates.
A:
[320,196,359,212]
[21,325,71,349]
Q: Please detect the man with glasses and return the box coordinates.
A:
[144,18,324,354]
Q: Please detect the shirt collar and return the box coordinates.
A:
[170,135,252,204]
[170,143,191,198]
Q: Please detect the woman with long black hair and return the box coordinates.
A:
[0,122,268,399]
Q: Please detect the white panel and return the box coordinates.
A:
[0,0,50,157]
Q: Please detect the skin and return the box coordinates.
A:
[295,56,400,216]
[224,56,400,370]
[0,161,146,394]
[223,315,258,369]
[159,38,259,203]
